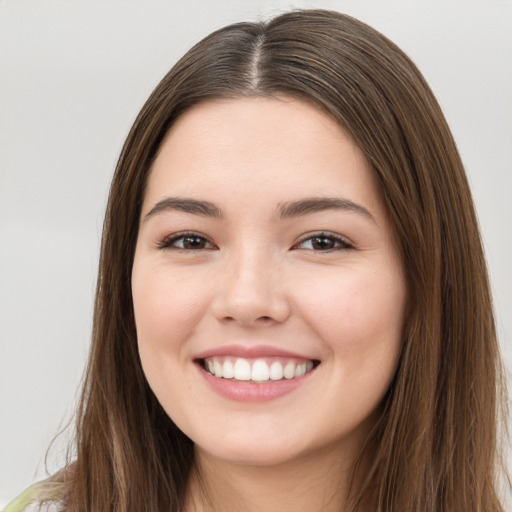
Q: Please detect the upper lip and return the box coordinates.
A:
[194,344,318,361]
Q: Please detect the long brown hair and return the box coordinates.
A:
[58,9,507,512]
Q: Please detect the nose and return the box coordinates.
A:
[210,248,291,327]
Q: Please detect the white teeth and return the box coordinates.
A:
[204,357,316,382]
[294,363,306,377]
[283,362,295,379]
[251,360,270,381]
[233,358,251,380]
[222,359,234,379]
[269,361,283,380]
[213,359,223,377]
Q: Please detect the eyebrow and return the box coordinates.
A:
[144,197,224,221]
[276,197,375,222]
[143,196,374,222]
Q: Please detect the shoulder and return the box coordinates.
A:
[3,480,65,512]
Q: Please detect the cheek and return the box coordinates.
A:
[131,263,212,417]
[296,264,406,365]
[132,265,205,343]
[131,264,213,398]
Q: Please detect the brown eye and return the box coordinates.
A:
[296,233,352,251]
[159,232,215,250]
[180,235,209,249]
[311,236,336,250]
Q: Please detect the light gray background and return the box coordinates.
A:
[1,0,511,507]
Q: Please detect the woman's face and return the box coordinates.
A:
[132,97,406,467]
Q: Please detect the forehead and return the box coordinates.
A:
[144,97,383,217]
[156,96,357,167]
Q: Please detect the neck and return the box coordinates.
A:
[185,441,374,512]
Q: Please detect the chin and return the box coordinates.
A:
[197,443,303,468]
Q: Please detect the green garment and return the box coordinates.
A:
[3,480,64,512]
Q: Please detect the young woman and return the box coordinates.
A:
[7,9,508,512]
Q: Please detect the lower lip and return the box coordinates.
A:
[197,364,315,403]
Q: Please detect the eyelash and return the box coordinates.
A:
[157,231,353,252]
[157,231,216,251]
[293,232,353,252]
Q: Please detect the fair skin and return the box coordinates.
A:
[131,97,407,512]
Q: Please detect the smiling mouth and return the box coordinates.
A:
[198,356,320,383]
